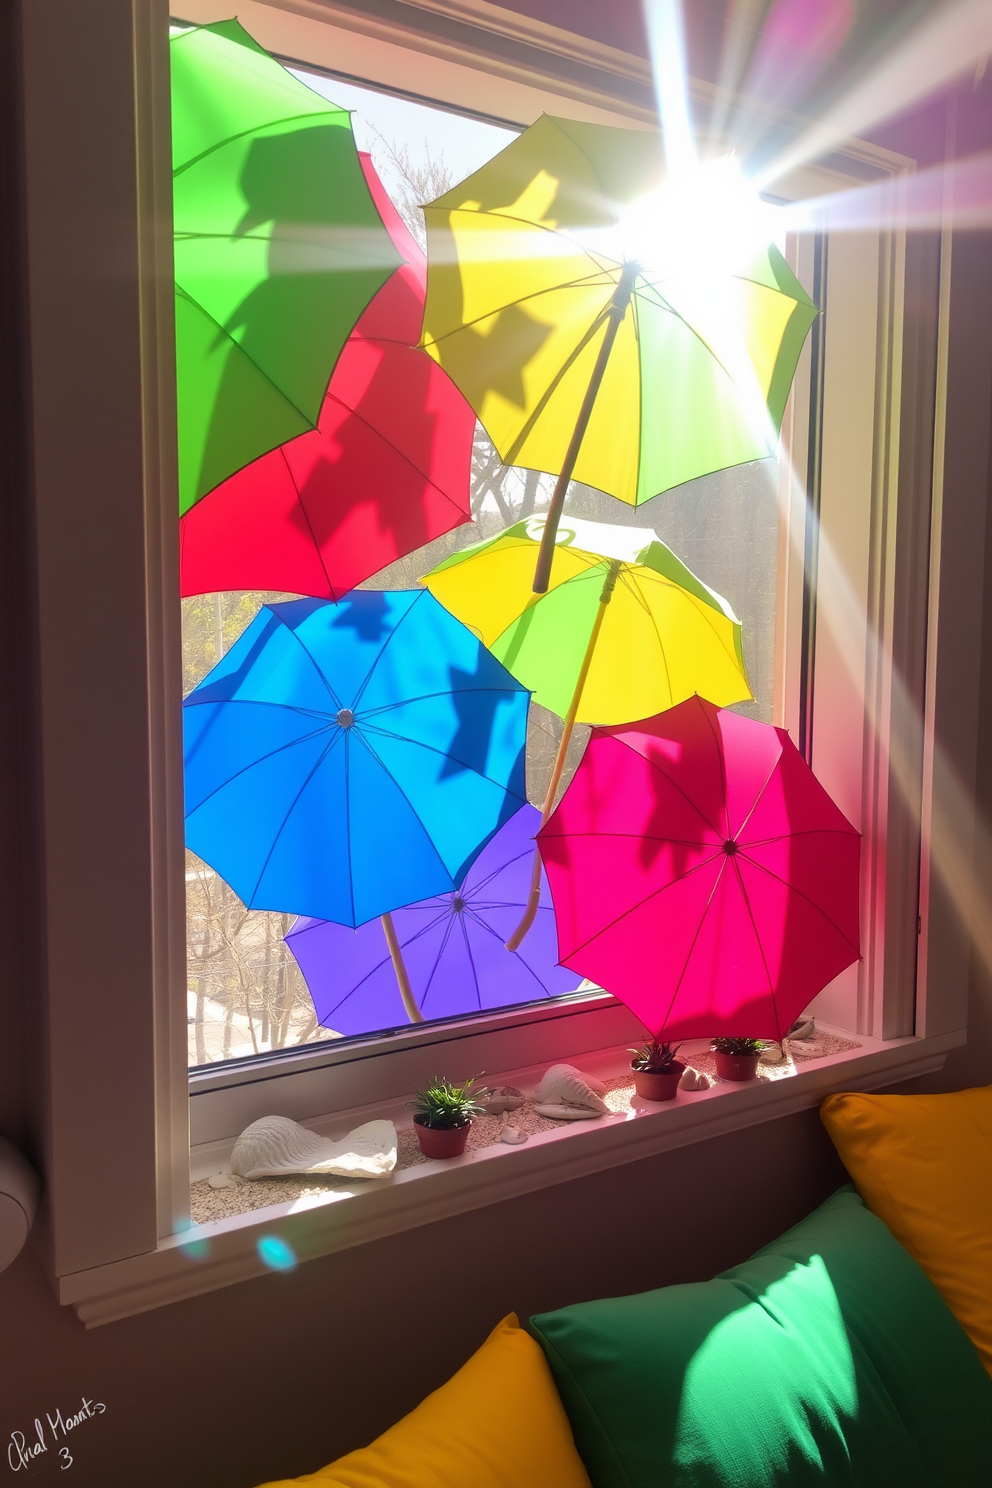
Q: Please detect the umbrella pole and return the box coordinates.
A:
[506,560,621,950]
[381,912,424,1024]
[532,262,639,595]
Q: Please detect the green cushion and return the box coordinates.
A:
[530,1187,992,1487]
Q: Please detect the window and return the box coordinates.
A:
[183,66,794,1073]
[21,0,979,1321]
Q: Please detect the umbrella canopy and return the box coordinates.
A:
[286,805,582,1034]
[538,697,860,1040]
[179,154,475,597]
[171,21,401,513]
[183,590,530,924]
[421,115,816,587]
[424,512,750,725]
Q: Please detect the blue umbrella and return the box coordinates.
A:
[285,804,582,1035]
[183,591,530,931]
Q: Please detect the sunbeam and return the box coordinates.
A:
[755,0,992,190]
[782,150,992,235]
[642,0,697,175]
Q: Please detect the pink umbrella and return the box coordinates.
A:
[538,696,860,1040]
[179,154,475,599]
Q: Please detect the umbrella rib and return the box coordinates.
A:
[562,849,725,960]
[742,828,857,847]
[637,566,748,669]
[732,752,785,840]
[623,570,675,705]
[358,686,521,721]
[276,441,340,600]
[242,736,337,908]
[458,914,483,1011]
[173,109,343,178]
[358,717,527,797]
[614,738,725,840]
[465,908,554,996]
[174,286,322,434]
[736,851,862,953]
[350,727,457,890]
[268,608,345,711]
[730,856,778,1014]
[350,591,427,713]
[502,305,613,467]
[420,914,459,1016]
[316,389,470,515]
[698,702,732,839]
[182,715,338,814]
[425,266,616,346]
[657,858,732,1033]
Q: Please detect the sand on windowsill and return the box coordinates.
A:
[188,1032,860,1226]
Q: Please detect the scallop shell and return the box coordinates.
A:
[678,1065,715,1091]
[484,1084,525,1114]
[532,1063,609,1120]
[230,1115,397,1181]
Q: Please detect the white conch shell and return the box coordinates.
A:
[484,1084,525,1114]
[500,1125,528,1145]
[678,1065,715,1091]
[759,1042,785,1063]
[230,1115,397,1180]
[533,1063,609,1120]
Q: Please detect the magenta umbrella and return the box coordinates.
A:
[537,697,861,1040]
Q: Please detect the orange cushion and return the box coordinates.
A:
[821,1084,992,1374]
[255,1313,592,1488]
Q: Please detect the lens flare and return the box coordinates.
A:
[256,1234,297,1272]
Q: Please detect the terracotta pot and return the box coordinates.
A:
[631,1061,685,1102]
[714,1051,761,1082]
[414,1117,471,1159]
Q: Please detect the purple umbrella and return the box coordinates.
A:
[286,805,582,1034]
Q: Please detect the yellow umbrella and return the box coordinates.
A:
[425,513,751,945]
[421,116,816,591]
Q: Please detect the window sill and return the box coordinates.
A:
[58,1028,960,1326]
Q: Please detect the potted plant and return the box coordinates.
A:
[629,1040,685,1102]
[410,1075,487,1159]
[711,1036,764,1082]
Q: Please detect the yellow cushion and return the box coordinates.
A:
[255,1313,593,1488]
[821,1085,992,1374]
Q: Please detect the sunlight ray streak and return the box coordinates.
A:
[642,0,697,176]
[754,0,992,191]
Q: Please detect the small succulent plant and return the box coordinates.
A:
[410,1075,488,1130]
[710,1036,764,1057]
[629,1039,683,1072]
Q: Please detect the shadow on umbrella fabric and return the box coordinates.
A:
[287,805,581,1033]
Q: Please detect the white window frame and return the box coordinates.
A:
[19,0,984,1324]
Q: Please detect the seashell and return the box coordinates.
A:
[759,1042,785,1063]
[678,1065,715,1091]
[484,1084,525,1114]
[500,1125,528,1145]
[230,1115,397,1181]
[787,1017,816,1042]
[532,1063,608,1120]
[207,1172,234,1189]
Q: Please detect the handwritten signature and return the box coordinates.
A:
[7,1400,106,1473]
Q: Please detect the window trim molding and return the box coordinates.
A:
[20,0,977,1312]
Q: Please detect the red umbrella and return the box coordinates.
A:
[538,696,861,1041]
[179,155,475,598]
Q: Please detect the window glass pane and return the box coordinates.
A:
[183,74,786,1068]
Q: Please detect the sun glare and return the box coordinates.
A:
[608,156,784,281]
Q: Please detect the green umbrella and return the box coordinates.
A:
[171,20,401,513]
